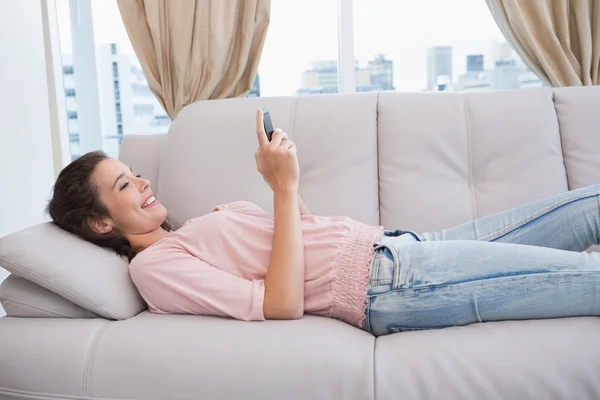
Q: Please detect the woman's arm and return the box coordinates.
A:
[254,110,305,319]
[297,194,311,216]
[264,190,304,319]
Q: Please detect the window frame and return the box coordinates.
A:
[337,0,356,94]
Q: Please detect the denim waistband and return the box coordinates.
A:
[374,229,424,247]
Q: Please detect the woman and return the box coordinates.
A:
[47,110,600,337]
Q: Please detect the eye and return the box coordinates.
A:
[120,174,142,191]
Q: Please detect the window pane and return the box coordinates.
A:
[56,0,170,160]
[353,0,544,92]
[257,0,339,96]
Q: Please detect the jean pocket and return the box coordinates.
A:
[372,243,408,289]
[370,247,395,285]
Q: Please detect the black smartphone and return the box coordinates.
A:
[262,108,274,141]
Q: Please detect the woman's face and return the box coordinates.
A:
[91,158,168,235]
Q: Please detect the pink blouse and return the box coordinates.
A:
[129,201,383,327]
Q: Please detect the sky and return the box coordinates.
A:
[56,0,509,96]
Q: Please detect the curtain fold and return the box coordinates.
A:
[485,0,600,87]
[117,0,271,119]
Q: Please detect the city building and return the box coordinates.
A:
[296,55,394,95]
[451,54,489,91]
[491,40,515,64]
[364,53,395,91]
[452,44,544,92]
[297,60,339,95]
[247,75,261,97]
[427,46,453,91]
[63,43,169,160]
[453,70,492,91]
[467,54,484,72]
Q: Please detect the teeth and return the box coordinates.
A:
[143,196,155,208]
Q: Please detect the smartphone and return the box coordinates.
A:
[262,108,275,141]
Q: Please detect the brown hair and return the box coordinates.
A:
[46,150,172,261]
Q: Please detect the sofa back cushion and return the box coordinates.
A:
[150,94,381,229]
[0,274,99,318]
[552,86,600,190]
[377,88,569,233]
[118,134,166,192]
[0,223,146,319]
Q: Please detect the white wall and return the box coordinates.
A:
[0,1,58,315]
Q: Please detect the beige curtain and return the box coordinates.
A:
[485,0,600,87]
[117,0,271,119]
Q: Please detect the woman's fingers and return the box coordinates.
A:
[255,109,269,148]
[270,129,288,148]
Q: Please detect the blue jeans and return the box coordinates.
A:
[363,184,600,337]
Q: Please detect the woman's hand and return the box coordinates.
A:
[255,109,299,194]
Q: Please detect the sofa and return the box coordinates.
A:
[1,86,600,400]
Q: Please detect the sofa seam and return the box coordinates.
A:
[0,257,117,320]
[288,96,299,139]
[462,94,477,220]
[153,136,167,203]
[376,92,381,225]
[550,88,571,189]
[372,337,377,400]
[82,321,112,395]
[0,386,137,400]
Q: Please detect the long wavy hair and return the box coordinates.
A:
[46,151,172,261]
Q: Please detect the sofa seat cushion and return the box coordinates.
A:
[375,317,600,399]
[0,313,375,400]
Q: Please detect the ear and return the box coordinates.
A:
[88,216,114,235]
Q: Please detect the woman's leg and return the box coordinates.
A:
[420,184,600,252]
[364,238,600,337]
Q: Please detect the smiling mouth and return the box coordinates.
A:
[142,195,157,209]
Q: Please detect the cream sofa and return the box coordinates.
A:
[1,87,600,399]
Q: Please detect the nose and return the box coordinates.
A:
[137,176,150,192]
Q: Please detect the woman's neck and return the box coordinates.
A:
[127,226,171,254]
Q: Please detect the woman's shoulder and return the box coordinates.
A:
[129,233,188,269]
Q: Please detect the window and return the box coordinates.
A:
[256,0,339,96]
[54,0,540,160]
[56,0,171,161]
[352,0,542,92]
